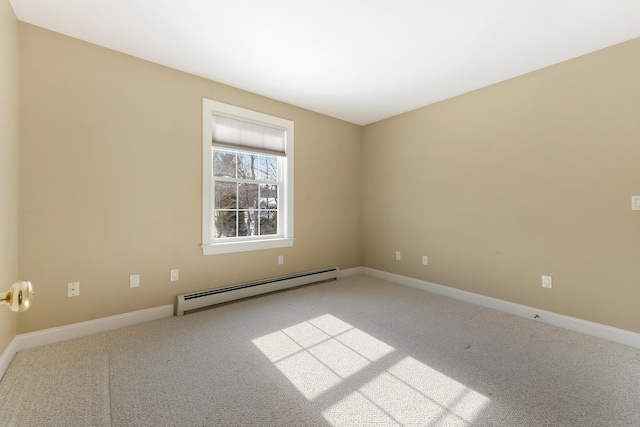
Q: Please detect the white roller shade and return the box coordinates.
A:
[212,115,286,157]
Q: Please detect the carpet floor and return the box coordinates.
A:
[0,274,639,426]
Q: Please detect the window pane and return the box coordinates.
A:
[260,185,278,210]
[213,149,236,178]
[245,210,258,236]
[238,183,259,209]
[259,155,278,182]
[237,211,252,237]
[215,182,237,209]
[214,210,237,238]
[237,152,259,180]
[260,211,278,235]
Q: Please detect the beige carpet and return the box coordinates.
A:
[1,274,639,426]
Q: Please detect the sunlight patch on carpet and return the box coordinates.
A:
[253,314,491,425]
[253,314,393,399]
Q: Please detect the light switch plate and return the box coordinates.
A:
[542,275,553,289]
[632,196,640,211]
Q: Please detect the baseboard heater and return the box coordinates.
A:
[175,267,339,316]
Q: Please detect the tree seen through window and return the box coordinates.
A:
[212,149,278,239]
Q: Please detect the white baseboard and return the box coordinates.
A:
[2,268,637,381]
[362,267,640,349]
[0,304,173,379]
[0,338,18,380]
[339,267,364,278]
[0,268,357,377]
[14,304,174,353]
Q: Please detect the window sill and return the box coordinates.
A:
[202,237,294,255]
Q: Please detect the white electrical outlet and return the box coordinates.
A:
[278,255,284,265]
[67,282,80,297]
[542,275,553,289]
[170,269,179,282]
[396,251,401,261]
[632,196,640,211]
[130,274,140,288]
[422,256,428,265]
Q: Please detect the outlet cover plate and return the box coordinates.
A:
[542,275,553,289]
[68,282,80,297]
[130,274,140,288]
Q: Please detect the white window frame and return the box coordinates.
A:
[202,98,294,255]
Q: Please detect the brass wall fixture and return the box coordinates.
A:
[0,281,33,312]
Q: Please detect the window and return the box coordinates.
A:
[202,99,294,255]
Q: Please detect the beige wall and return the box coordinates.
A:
[17,24,362,334]
[0,0,19,352]
[362,37,640,333]
[13,19,640,336]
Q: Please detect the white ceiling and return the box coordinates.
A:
[10,0,640,125]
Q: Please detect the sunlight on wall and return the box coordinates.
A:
[252,314,491,426]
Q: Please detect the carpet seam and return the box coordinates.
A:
[108,348,113,427]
